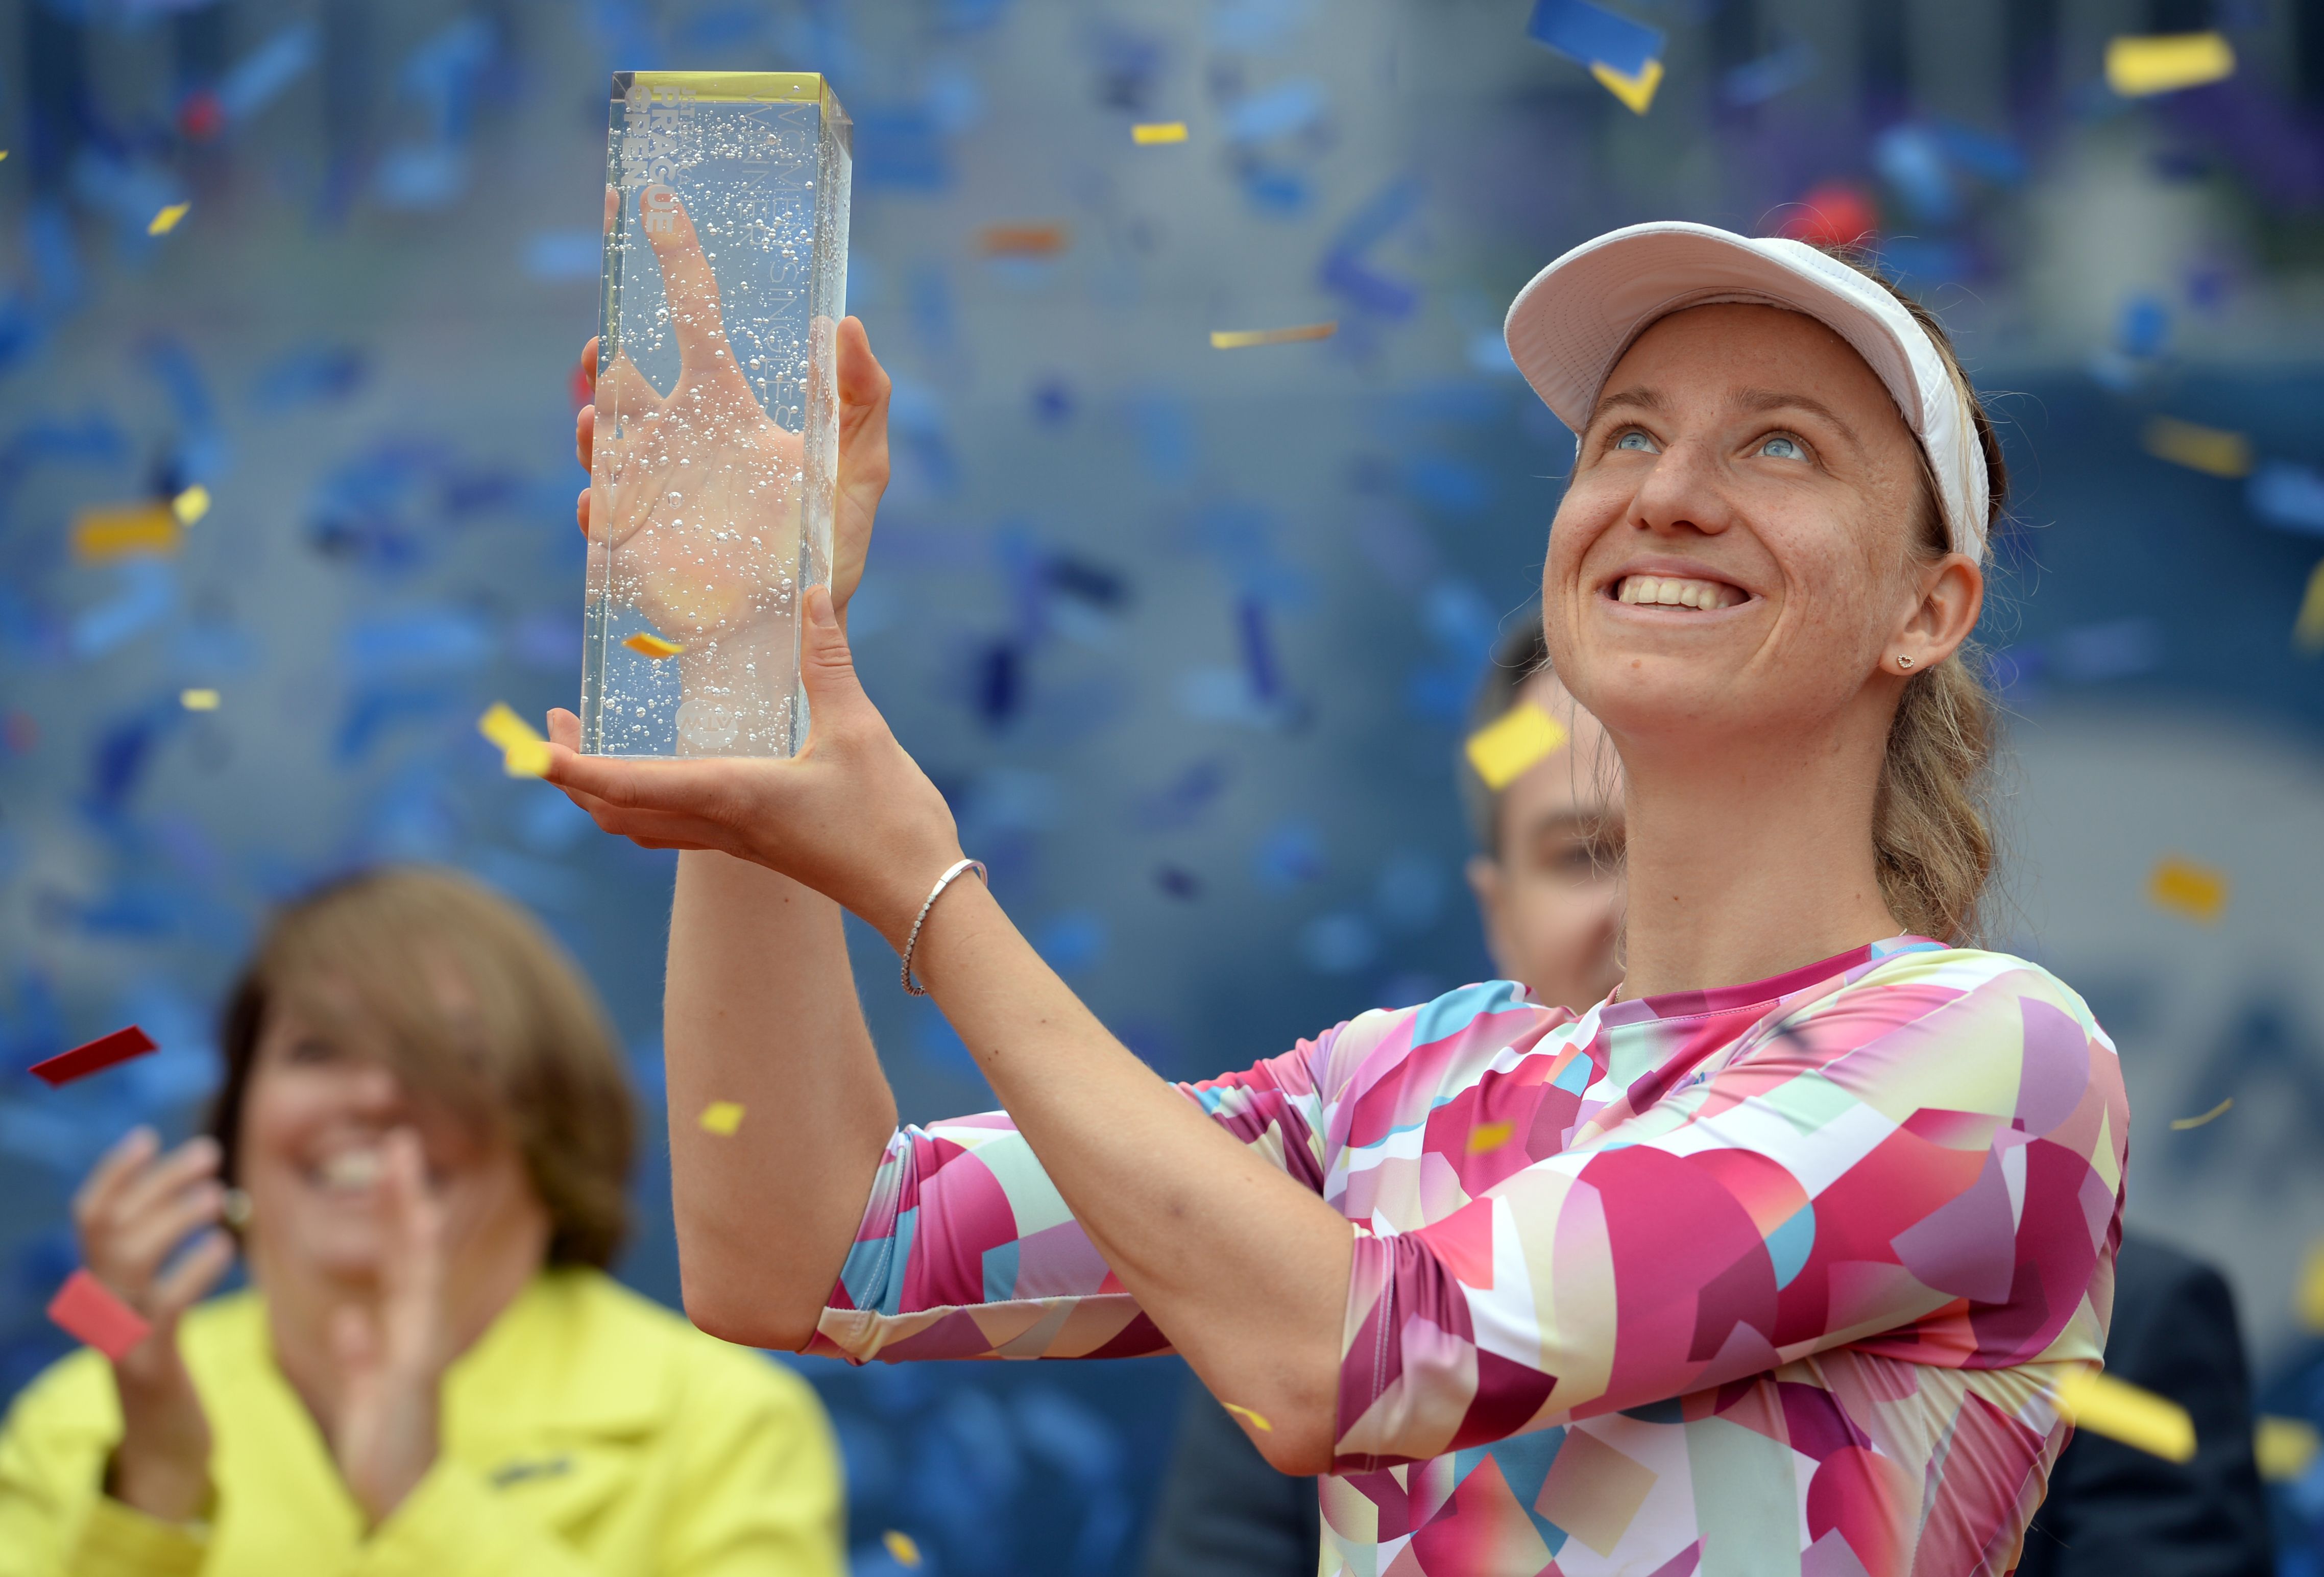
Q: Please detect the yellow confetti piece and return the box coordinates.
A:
[882,1530,922,1568]
[2297,1239,2324,1333]
[1132,121,1189,144]
[2258,1416,2321,1483]
[698,1101,745,1136]
[1209,321,1337,350]
[70,502,182,562]
[1466,1121,1514,1155]
[171,484,210,525]
[179,688,220,712]
[1465,702,1569,791]
[2055,1368,2195,1463]
[2169,1097,2232,1131]
[478,703,551,776]
[2140,416,2251,478]
[1590,57,1664,115]
[2296,560,2324,655]
[2105,32,2235,98]
[147,201,191,236]
[2147,856,2229,925]
[623,631,686,659]
[1221,1401,1273,1433]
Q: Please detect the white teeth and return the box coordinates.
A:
[1617,575,1738,610]
[319,1149,382,1191]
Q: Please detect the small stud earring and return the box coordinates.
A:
[1896,655,1915,670]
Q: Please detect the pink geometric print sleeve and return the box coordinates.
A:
[804,1028,1339,1365]
[1332,950,2127,1472]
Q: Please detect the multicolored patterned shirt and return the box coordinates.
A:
[810,939,2127,1576]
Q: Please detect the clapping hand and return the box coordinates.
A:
[326,1129,451,1526]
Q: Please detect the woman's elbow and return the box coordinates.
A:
[1252,1417,1336,1477]
[679,1269,821,1352]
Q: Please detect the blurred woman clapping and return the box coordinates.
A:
[0,868,843,1575]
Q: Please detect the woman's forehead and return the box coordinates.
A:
[1596,302,1901,429]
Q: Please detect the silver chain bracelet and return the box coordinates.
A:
[900,857,987,995]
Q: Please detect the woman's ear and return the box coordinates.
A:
[1466,854,1516,981]
[1893,552,1984,670]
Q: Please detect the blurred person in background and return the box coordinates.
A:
[0,868,843,1575]
[1143,616,1622,1577]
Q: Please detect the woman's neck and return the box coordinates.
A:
[1613,707,1903,1001]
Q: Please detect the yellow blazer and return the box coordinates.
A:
[0,1269,843,1576]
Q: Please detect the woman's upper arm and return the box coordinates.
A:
[1330,958,2128,1470]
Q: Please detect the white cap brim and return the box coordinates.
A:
[1503,221,1989,562]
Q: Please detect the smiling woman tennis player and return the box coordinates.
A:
[549,217,2126,1575]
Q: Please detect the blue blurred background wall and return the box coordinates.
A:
[8,0,2324,1570]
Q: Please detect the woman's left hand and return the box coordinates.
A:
[543,585,962,949]
[327,1130,450,1526]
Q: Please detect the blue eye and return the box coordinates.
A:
[1759,434,1805,460]
[1613,430,1655,452]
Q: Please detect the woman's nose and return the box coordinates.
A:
[1626,442,1735,538]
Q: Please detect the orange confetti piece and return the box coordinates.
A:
[698,1101,745,1136]
[623,631,686,659]
[1466,1121,1515,1155]
[71,502,181,562]
[1209,321,1337,350]
[2147,857,2229,924]
[883,1530,923,1567]
[979,223,1069,256]
[1222,1401,1273,1433]
[2169,1098,2232,1131]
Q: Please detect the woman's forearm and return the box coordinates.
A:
[911,881,1352,1474]
[665,850,895,1349]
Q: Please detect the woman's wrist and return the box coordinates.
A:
[106,1441,213,1525]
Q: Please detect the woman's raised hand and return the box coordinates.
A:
[570,190,891,642]
[72,1128,237,1522]
[326,1129,451,1526]
[544,585,962,951]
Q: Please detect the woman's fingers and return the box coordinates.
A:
[108,1137,221,1234]
[148,1230,235,1323]
[74,1127,160,1229]
[637,192,748,397]
[574,401,596,474]
[109,1184,226,1288]
[830,316,893,610]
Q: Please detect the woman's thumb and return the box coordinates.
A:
[799,586,865,715]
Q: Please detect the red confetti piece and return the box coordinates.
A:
[29,1025,158,1087]
[47,1270,151,1361]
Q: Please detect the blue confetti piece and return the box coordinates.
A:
[1208,0,1319,52]
[2249,462,2324,537]
[71,563,178,662]
[2115,293,2171,359]
[1252,817,1326,889]
[1225,77,1327,143]
[1301,910,1380,974]
[1133,757,1231,832]
[1722,39,1817,107]
[1154,864,1201,900]
[342,605,496,679]
[1930,120,2027,187]
[335,683,461,763]
[1237,596,1280,700]
[1872,125,1956,224]
[375,143,472,210]
[1030,376,1076,427]
[1127,392,1196,484]
[215,21,320,124]
[1524,0,1663,81]
[523,231,603,281]
[853,107,952,191]
[251,345,369,411]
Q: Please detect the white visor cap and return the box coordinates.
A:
[1503,221,1991,563]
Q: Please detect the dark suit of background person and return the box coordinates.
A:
[2016,1230,2272,1576]
[1141,623,2274,1577]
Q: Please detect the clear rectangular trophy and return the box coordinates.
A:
[581,71,852,757]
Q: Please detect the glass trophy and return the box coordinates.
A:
[581,71,852,758]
